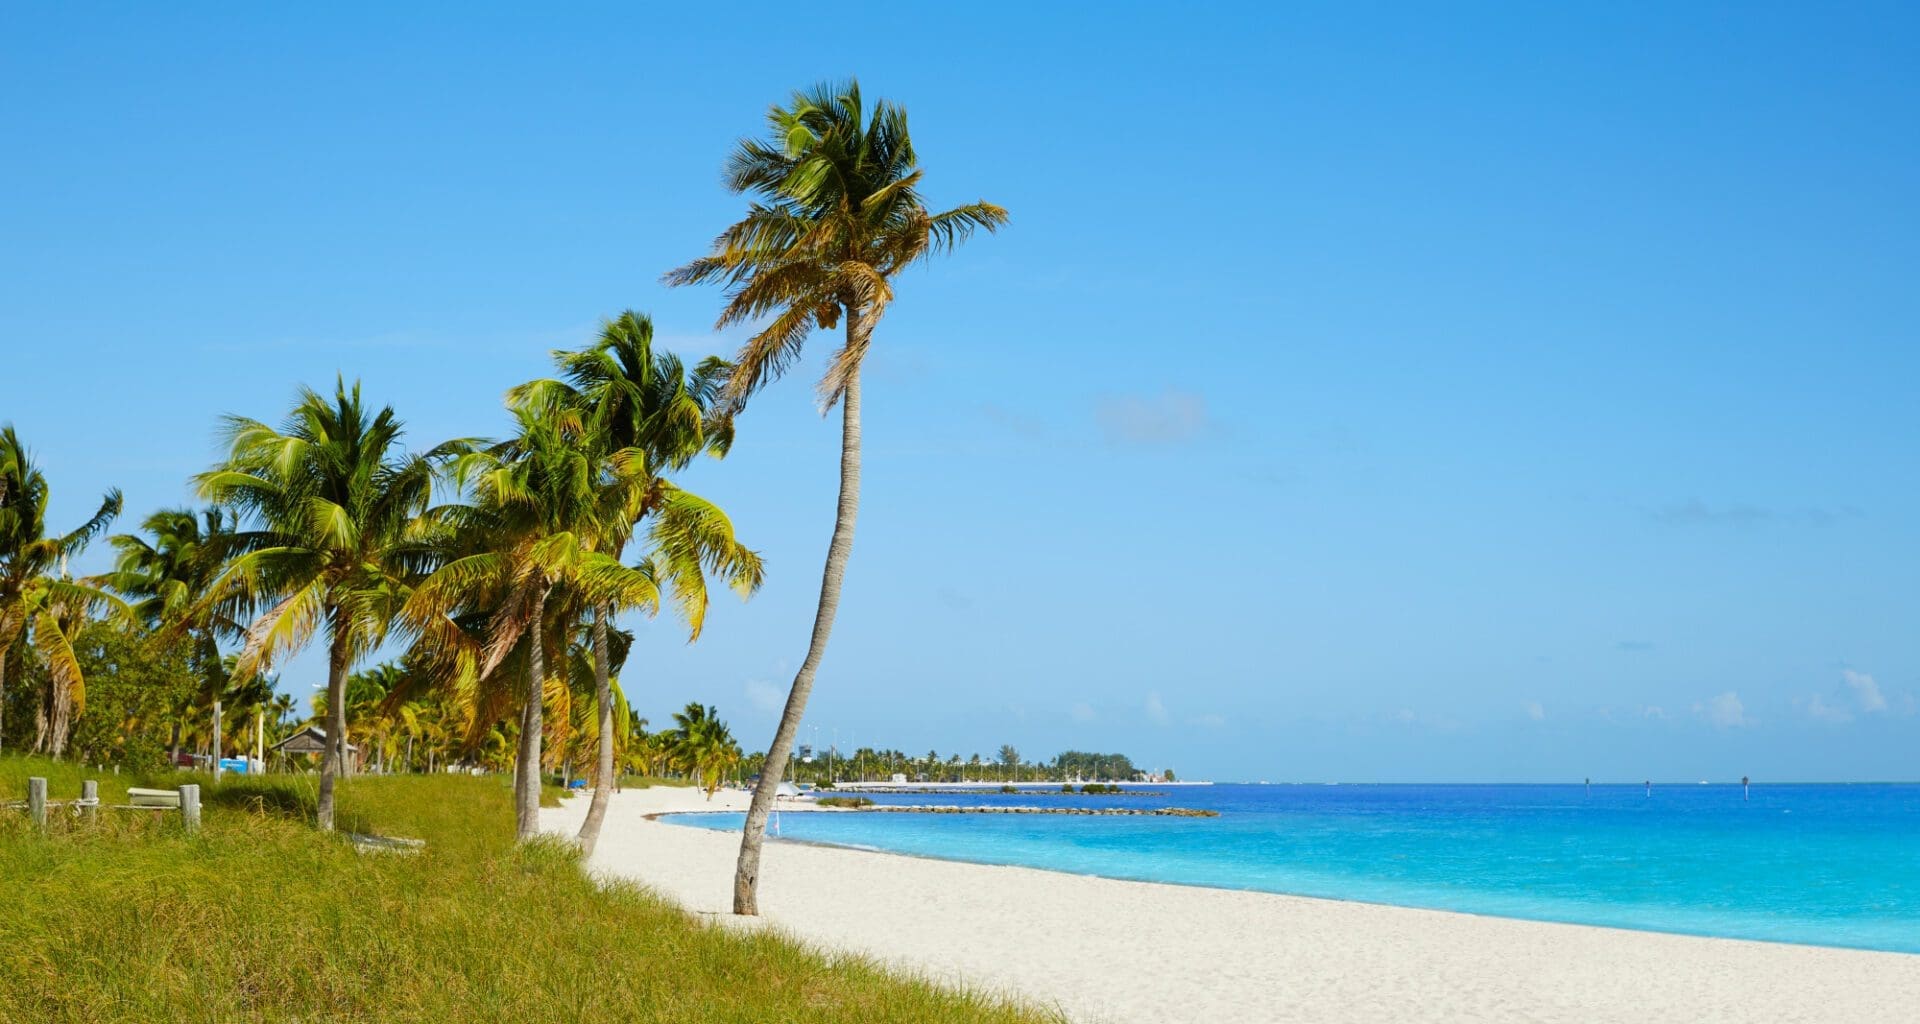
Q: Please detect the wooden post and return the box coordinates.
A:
[27,777,47,830]
[179,784,201,834]
[211,700,224,780]
[81,780,98,823]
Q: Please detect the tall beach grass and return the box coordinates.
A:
[0,757,1055,1023]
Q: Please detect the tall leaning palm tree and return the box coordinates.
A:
[511,311,762,856]
[0,427,124,755]
[195,381,451,831]
[666,79,1006,914]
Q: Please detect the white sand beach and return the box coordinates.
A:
[543,787,1920,1023]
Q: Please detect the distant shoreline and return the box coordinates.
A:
[826,780,1214,790]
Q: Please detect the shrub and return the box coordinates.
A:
[815,796,874,809]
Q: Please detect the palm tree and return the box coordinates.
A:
[510,311,761,855]
[345,662,404,772]
[0,427,125,756]
[666,702,742,799]
[404,402,664,840]
[111,507,243,754]
[666,79,1006,914]
[195,380,451,830]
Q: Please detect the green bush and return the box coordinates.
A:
[815,796,874,809]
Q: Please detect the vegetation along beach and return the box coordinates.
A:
[6,5,1919,1022]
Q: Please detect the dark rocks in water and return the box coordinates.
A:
[838,805,1218,818]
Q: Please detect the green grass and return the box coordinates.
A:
[0,756,1056,1024]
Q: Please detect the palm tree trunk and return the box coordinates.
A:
[732,348,865,916]
[316,632,349,831]
[576,604,617,855]
[0,643,8,754]
[515,586,550,841]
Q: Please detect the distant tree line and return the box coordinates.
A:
[737,745,1170,784]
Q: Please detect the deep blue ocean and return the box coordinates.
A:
[666,783,1920,953]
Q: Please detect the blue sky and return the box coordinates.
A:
[4,4,1917,781]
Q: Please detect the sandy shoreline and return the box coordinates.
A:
[543,787,1919,1023]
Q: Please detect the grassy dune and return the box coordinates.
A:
[0,758,1053,1024]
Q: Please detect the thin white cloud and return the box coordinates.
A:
[1096,389,1211,446]
[745,680,785,714]
[1145,691,1170,725]
[1523,701,1547,722]
[1800,694,1852,724]
[1799,670,1909,724]
[1694,691,1749,729]
[1842,669,1888,713]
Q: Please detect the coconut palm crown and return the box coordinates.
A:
[665,78,1008,408]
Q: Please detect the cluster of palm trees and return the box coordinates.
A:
[196,314,762,849]
[1,312,761,853]
[1,79,1002,914]
[320,662,740,802]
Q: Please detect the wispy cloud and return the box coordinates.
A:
[1145,691,1170,725]
[1799,669,1908,724]
[1842,669,1888,713]
[1798,693,1853,724]
[1523,701,1547,722]
[745,680,785,714]
[982,403,1054,441]
[1694,691,1749,728]
[1647,500,1862,528]
[1096,389,1212,446]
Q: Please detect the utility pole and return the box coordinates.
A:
[211,700,224,780]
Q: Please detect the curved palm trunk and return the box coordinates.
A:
[0,645,8,754]
[515,586,551,841]
[576,604,617,855]
[733,351,864,916]
[316,631,349,831]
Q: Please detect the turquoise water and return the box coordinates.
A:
[666,783,1920,953]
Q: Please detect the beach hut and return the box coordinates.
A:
[271,725,359,772]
